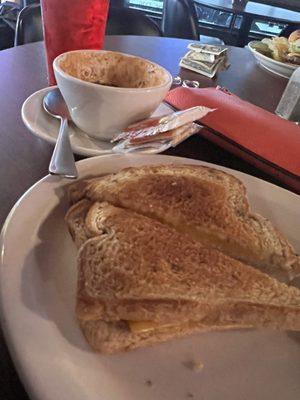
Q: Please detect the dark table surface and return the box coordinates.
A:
[0,35,295,400]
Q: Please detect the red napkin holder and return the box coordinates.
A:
[165,87,300,194]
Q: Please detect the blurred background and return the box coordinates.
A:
[0,0,299,51]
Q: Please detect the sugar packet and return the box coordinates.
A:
[112,106,215,154]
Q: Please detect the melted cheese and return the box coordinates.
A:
[177,225,261,263]
[128,320,252,334]
[128,320,176,333]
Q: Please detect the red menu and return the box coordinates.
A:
[40,0,110,85]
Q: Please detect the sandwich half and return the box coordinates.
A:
[68,164,300,281]
[67,201,300,354]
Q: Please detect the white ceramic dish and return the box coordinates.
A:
[21,87,174,157]
[1,154,300,400]
[54,50,172,140]
[247,41,298,79]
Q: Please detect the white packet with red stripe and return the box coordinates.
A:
[111,105,215,154]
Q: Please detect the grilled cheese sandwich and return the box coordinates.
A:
[65,165,300,353]
[65,200,300,353]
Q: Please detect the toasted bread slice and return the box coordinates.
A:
[76,202,300,336]
[68,164,300,280]
[65,199,93,248]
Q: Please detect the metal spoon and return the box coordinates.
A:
[43,88,78,179]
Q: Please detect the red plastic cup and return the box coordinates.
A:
[40,0,110,85]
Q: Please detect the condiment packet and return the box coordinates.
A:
[112,106,215,154]
[112,106,214,143]
[112,122,202,154]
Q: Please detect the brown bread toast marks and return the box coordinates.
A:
[77,202,300,331]
[68,164,300,280]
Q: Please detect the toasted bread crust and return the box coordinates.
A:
[79,319,247,354]
[65,199,93,248]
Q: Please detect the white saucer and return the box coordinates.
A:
[21,87,174,157]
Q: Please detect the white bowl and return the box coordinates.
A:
[247,41,297,79]
[53,50,172,140]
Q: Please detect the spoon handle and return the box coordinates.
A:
[49,117,78,179]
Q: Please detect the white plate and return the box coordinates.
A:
[247,41,297,79]
[1,154,300,400]
[21,87,174,157]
